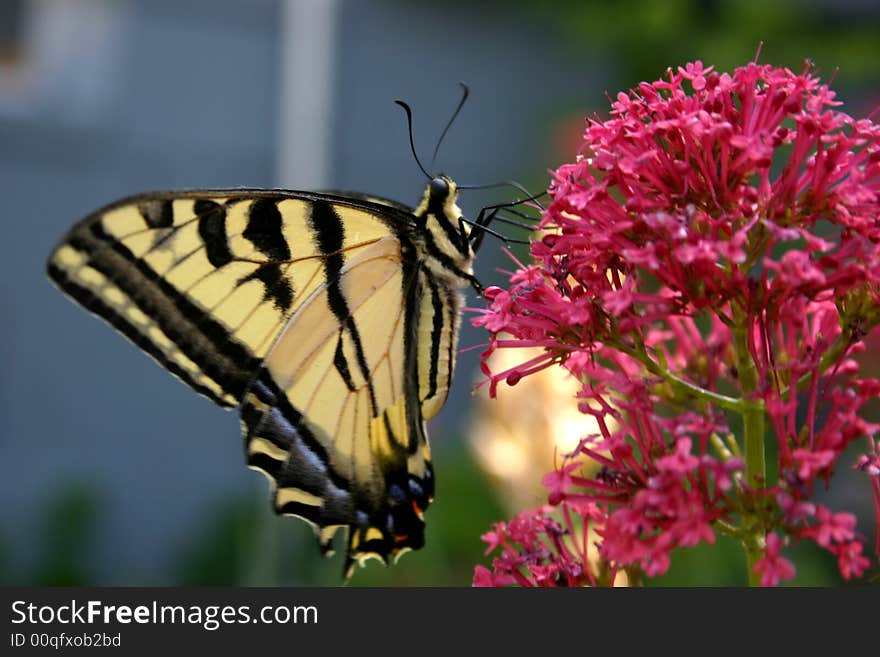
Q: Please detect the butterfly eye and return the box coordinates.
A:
[430,177,449,197]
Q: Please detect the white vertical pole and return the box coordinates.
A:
[276,0,341,189]
[247,0,341,585]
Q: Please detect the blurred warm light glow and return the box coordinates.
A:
[468,343,606,513]
[469,344,628,585]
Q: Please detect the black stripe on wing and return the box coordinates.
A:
[49,213,263,406]
[46,262,225,402]
[241,370,433,578]
[309,200,379,415]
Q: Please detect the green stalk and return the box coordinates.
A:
[731,304,766,587]
[618,340,742,412]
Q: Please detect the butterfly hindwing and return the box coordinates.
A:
[242,235,435,575]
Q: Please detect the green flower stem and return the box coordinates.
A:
[624,318,768,585]
[620,341,742,412]
[731,304,766,587]
[714,519,746,539]
[709,433,734,460]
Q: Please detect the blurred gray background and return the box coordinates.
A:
[1,0,597,585]
[2,0,877,586]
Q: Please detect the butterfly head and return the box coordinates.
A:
[413,174,477,278]
[424,174,460,215]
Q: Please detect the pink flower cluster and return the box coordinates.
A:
[474,60,880,586]
[474,501,603,587]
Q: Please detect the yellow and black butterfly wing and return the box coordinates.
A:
[47,189,443,576]
[242,234,435,576]
[46,190,408,408]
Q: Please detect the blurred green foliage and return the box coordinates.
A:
[0,444,507,586]
[516,0,880,90]
[0,483,103,586]
[649,535,845,586]
[1,442,865,586]
[33,485,102,586]
[499,0,880,182]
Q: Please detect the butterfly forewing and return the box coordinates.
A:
[47,191,405,407]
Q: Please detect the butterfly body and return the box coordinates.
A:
[47,175,477,578]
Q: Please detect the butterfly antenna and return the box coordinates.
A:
[394,99,431,179]
[430,82,470,170]
[458,180,548,211]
